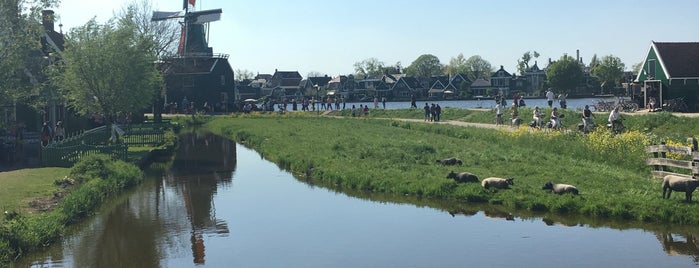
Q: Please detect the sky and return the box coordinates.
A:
[54,0,699,79]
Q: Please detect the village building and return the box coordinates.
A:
[635,41,699,112]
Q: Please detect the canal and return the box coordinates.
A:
[16,132,699,267]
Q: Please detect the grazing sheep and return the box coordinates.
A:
[446,171,479,183]
[662,175,699,202]
[481,177,514,189]
[436,157,463,166]
[542,182,579,195]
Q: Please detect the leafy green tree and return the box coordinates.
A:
[632,62,643,75]
[354,57,385,79]
[404,54,443,77]
[445,53,467,76]
[0,0,59,124]
[463,55,493,81]
[516,51,539,75]
[50,18,162,122]
[546,55,583,94]
[592,55,625,93]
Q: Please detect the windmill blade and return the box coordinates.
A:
[189,9,222,24]
[152,11,185,21]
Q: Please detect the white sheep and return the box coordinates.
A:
[662,175,699,202]
[481,177,514,189]
[542,181,579,195]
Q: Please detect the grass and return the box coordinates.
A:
[0,168,69,214]
[203,111,699,224]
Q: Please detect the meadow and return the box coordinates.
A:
[203,109,699,224]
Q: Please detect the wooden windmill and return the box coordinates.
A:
[151,0,222,56]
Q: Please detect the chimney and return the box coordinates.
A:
[42,10,55,32]
[576,49,580,62]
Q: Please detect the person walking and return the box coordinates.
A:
[546,88,555,108]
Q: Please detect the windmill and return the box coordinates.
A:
[151,0,222,56]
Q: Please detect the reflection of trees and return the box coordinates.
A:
[656,232,699,262]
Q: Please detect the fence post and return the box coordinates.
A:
[690,137,698,178]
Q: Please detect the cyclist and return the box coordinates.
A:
[608,106,624,133]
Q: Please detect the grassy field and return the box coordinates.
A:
[203,110,699,224]
[0,168,69,214]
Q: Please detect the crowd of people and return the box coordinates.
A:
[423,103,443,122]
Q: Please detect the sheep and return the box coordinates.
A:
[542,181,579,195]
[436,157,463,166]
[662,175,699,202]
[481,177,514,189]
[446,171,479,183]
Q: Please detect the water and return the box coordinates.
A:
[316,97,611,111]
[16,132,699,267]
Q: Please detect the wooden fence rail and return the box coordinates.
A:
[646,138,699,179]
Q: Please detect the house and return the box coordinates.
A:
[635,41,699,111]
[426,76,451,99]
[300,76,332,98]
[161,54,235,113]
[391,77,423,100]
[261,70,302,99]
[327,75,356,100]
[491,66,513,97]
[446,73,472,97]
[469,78,492,97]
[522,61,547,95]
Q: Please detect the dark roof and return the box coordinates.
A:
[654,42,699,78]
[308,76,331,87]
[162,57,221,74]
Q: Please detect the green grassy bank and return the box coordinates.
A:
[204,111,699,226]
[0,155,145,264]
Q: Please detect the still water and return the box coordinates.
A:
[322,97,613,111]
[17,132,699,268]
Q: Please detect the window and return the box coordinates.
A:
[648,59,656,79]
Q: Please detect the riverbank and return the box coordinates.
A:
[203,111,699,226]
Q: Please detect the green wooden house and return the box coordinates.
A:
[635,41,699,112]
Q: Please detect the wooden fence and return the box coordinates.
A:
[645,138,699,179]
[41,121,172,167]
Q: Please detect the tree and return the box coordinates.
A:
[592,55,625,93]
[50,18,162,122]
[632,62,643,75]
[463,55,493,81]
[404,54,443,77]
[516,51,539,75]
[0,0,59,125]
[235,69,254,81]
[444,53,468,76]
[117,0,179,59]
[545,55,583,94]
[353,57,385,79]
[307,71,325,78]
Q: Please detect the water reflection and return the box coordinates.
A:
[14,132,699,267]
[164,132,235,264]
[657,232,699,262]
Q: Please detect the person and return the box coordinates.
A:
[40,121,51,146]
[495,101,503,125]
[362,104,369,115]
[509,103,520,126]
[608,106,623,133]
[423,103,430,121]
[54,121,65,142]
[518,96,526,107]
[558,93,568,109]
[648,97,657,111]
[435,104,442,122]
[410,94,417,109]
[533,106,543,128]
[351,105,357,117]
[582,105,594,132]
[430,104,437,122]
[546,88,555,108]
[512,92,520,107]
[550,107,560,129]
[374,96,379,109]
[382,96,386,109]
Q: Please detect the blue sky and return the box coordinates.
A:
[56,0,699,78]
